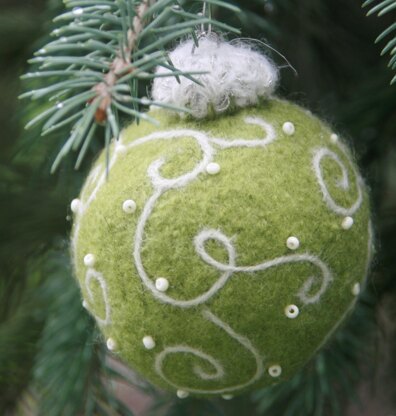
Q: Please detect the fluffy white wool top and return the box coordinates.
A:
[152,36,279,119]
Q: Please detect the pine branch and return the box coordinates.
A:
[363,0,396,84]
[20,0,241,173]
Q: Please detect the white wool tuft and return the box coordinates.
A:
[152,36,279,119]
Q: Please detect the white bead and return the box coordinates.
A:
[142,336,156,350]
[352,283,360,296]
[341,216,354,230]
[56,102,64,109]
[122,199,137,214]
[222,394,233,400]
[286,236,300,250]
[206,162,221,175]
[268,364,282,378]
[176,390,189,399]
[285,304,299,319]
[70,198,81,214]
[83,253,95,267]
[82,300,88,309]
[282,122,295,135]
[106,338,116,351]
[72,7,84,15]
[155,277,169,292]
[330,133,339,143]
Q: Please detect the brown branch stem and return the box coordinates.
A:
[92,0,153,122]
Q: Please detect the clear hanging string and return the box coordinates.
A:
[192,2,215,53]
[200,2,212,36]
[231,38,298,77]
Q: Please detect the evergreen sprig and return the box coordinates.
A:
[20,0,240,173]
[363,0,396,84]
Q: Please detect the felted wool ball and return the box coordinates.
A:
[71,38,373,398]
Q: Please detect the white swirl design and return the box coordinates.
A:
[195,229,332,305]
[312,145,363,216]
[155,309,264,395]
[210,117,276,148]
[156,346,225,382]
[85,268,111,326]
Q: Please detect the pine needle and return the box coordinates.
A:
[364,0,396,84]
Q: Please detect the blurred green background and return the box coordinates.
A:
[0,1,395,415]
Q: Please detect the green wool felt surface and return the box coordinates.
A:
[72,99,372,397]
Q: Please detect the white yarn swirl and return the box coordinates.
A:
[154,309,264,395]
[85,268,111,326]
[156,346,225,382]
[194,229,332,305]
[312,145,363,216]
[152,36,279,119]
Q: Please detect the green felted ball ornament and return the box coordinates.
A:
[71,37,373,399]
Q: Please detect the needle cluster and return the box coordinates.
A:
[20,0,240,172]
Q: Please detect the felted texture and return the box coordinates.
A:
[152,35,279,119]
[71,99,373,397]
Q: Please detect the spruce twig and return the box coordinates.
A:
[21,0,241,173]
